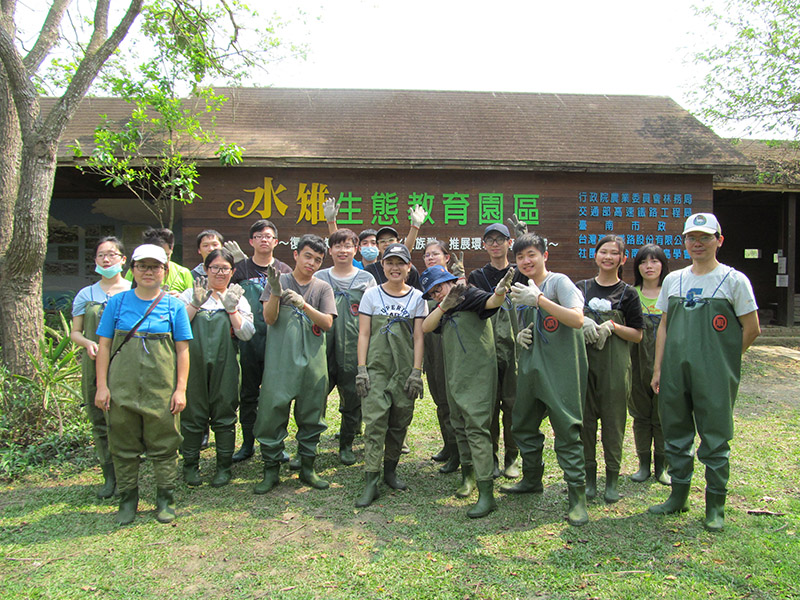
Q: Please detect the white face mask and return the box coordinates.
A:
[95,263,123,278]
[360,246,379,262]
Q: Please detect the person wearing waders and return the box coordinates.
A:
[179,248,254,487]
[94,244,192,525]
[577,235,644,503]
[354,244,427,507]
[649,213,760,531]
[230,220,292,463]
[501,233,590,526]
[629,244,671,485]
[467,222,525,479]
[70,237,131,499]
[421,265,514,518]
[253,234,337,493]
[314,229,377,465]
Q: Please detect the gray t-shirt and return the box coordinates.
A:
[539,272,585,310]
[260,272,338,316]
[314,268,376,293]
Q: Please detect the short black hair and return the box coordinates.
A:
[142,227,175,249]
[94,236,125,256]
[359,229,378,243]
[249,220,277,239]
[296,234,327,256]
[196,229,224,249]
[633,244,670,287]
[512,232,547,257]
[204,247,235,270]
[329,229,358,247]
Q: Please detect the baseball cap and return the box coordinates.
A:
[132,244,168,264]
[376,226,400,240]
[381,243,411,264]
[420,265,458,299]
[483,223,510,239]
[683,213,721,236]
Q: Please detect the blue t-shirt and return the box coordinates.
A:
[96,290,193,341]
[72,281,131,316]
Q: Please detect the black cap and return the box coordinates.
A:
[376,226,400,241]
[381,243,411,264]
[483,223,510,238]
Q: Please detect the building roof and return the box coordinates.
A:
[50,87,753,175]
[716,139,800,191]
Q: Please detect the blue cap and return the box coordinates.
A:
[420,265,458,299]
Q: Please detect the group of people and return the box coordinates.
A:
[71,207,759,531]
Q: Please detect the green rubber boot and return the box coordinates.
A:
[299,456,329,490]
[181,430,204,487]
[604,470,621,504]
[648,482,691,514]
[455,464,476,498]
[155,488,176,523]
[467,480,497,518]
[704,491,726,532]
[383,459,407,490]
[253,464,281,494]
[653,453,671,486]
[438,447,460,474]
[97,462,117,499]
[232,429,255,463]
[585,462,597,500]
[567,485,589,527]
[211,451,233,488]
[339,437,356,466]
[355,471,380,508]
[500,460,544,494]
[503,452,521,479]
[630,452,651,482]
[116,488,139,526]
[289,453,301,471]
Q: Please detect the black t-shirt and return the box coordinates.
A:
[232,257,292,284]
[575,278,644,330]
[467,262,526,291]
[366,261,422,291]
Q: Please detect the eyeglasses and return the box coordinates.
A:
[484,237,507,246]
[96,252,122,260]
[253,234,275,241]
[423,252,444,259]
[134,263,165,273]
[207,266,232,274]
[685,234,715,244]
[332,244,356,251]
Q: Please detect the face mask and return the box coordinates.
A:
[360,246,379,262]
[95,263,123,278]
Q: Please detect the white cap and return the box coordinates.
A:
[683,213,721,236]
[131,244,168,264]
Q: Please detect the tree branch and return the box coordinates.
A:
[85,0,109,57]
[23,0,72,74]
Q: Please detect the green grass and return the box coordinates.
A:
[1,349,799,599]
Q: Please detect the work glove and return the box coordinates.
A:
[403,368,424,400]
[356,365,370,398]
[191,277,212,308]
[507,214,528,238]
[450,251,465,278]
[266,264,282,296]
[323,196,340,222]
[516,323,534,350]
[221,283,245,313]
[594,320,616,350]
[409,204,427,229]
[224,241,247,264]
[494,267,516,296]
[439,282,466,312]
[582,318,600,344]
[510,279,542,307]
[281,289,305,309]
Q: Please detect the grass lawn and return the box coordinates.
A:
[1,347,799,599]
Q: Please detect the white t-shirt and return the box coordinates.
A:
[359,285,428,319]
[179,288,256,341]
[656,264,758,317]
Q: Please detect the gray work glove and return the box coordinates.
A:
[594,320,616,350]
[221,283,245,313]
[403,368,424,400]
[439,282,466,312]
[450,252,465,279]
[409,204,427,229]
[494,267,516,296]
[516,323,534,350]
[356,365,370,398]
[582,318,600,344]
[281,289,305,309]
[223,240,247,264]
[323,196,340,222]
[510,279,543,307]
[266,264,282,296]
[507,214,528,238]
[191,276,212,308]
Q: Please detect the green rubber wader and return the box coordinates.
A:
[361,314,416,472]
[582,309,631,473]
[441,310,497,482]
[81,301,112,465]
[328,288,364,443]
[238,279,267,434]
[514,304,588,485]
[424,299,456,447]
[254,305,328,466]
[183,309,239,448]
[628,313,664,456]
[490,297,518,460]
[107,330,182,492]
[659,297,742,494]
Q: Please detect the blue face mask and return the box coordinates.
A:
[360,246,379,262]
[95,263,123,278]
